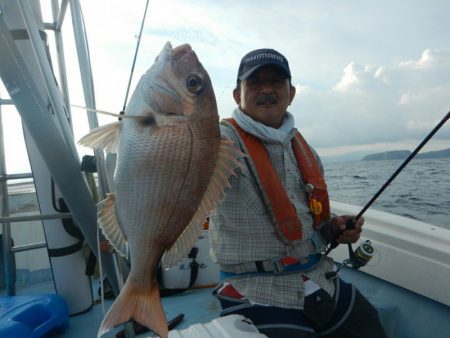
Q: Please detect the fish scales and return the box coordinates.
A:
[78,42,242,338]
[115,122,220,282]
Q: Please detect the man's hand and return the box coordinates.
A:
[330,215,363,244]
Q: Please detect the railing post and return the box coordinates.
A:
[0,95,15,295]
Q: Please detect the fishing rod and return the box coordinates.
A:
[328,110,450,274]
[121,0,151,115]
[353,110,450,224]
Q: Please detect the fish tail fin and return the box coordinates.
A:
[97,280,168,338]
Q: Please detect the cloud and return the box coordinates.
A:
[333,63,386,92]
[292,49,450,153]
[399,49,450,70]
[31,1,450,162]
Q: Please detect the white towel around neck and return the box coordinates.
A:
[232,108,295,143]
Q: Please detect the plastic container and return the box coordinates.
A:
[0,294,69,338]
[162,230,220,289]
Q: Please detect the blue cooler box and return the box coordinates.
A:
[0,294,69,337]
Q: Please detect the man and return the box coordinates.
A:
[209,48,387,338]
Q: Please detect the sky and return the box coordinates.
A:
[1,0,450,173]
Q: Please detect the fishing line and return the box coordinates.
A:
[121,0,151,115]
[217,78,234,100]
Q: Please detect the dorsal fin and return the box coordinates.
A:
[97,193,129,258]
[161,138,244,268]
[78,122,122,153]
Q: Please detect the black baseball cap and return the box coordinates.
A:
[237,48,291,82]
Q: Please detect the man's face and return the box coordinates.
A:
[233,66,296,128]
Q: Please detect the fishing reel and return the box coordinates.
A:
[348,240,374,269]
[326,240,374,279]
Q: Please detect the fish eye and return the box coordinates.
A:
[186,74,203,94]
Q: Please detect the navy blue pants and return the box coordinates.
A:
[215,278,387,338]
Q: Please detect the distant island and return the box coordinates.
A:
[362,148,450,161]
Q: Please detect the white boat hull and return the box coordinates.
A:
[330,200,450,307]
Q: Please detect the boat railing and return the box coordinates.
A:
[0,124,72,292]
[0,1,136,335]
[0,0,121,297]
[0,99,13,105]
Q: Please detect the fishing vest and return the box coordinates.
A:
[223,118,330,244]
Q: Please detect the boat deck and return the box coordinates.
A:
[60,287,220,338]
[66,268,450,338]
[2,280,220,338]
[3,266,450,337]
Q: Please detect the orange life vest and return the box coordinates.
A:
[223,118,330,244]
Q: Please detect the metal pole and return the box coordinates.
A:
[0,11,120,297]
[0,94,15,296]
[68,6,135,336]
[55,0,70,31]
[16,0,78,161]
[69,0,109,198]
[0,99,13,105]
[51,0,72,123]
[12,242,47,253]
[68,0,129,304]
[0,212,72,223]
[0,173,33,182]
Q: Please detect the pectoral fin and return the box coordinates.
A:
[98,193,129,258]
[162,138,244,268]
[78,121,122,153]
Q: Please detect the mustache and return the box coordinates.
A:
[256,94,277,105]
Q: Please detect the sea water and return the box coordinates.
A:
[324,157,450,230]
